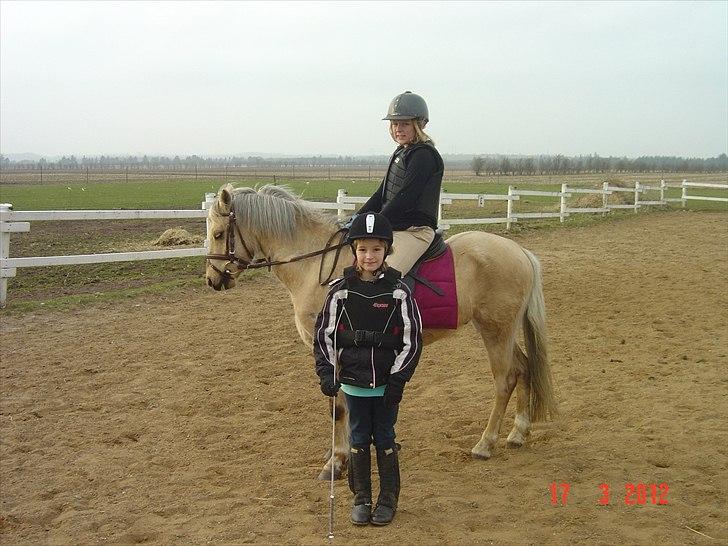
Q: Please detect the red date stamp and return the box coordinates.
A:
[549,482,669,506]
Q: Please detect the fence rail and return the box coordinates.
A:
[1,180,725,307]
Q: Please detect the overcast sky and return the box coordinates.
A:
[1,1,726,158]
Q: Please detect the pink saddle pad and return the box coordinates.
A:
[413,246,458,329]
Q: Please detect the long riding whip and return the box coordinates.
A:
[327,393,336,540]
[327,343,340,541]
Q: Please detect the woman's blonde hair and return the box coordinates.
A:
[389,119,435,146]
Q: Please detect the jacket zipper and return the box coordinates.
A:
[371,348,376,388]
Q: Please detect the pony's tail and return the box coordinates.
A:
[522,249,559,422]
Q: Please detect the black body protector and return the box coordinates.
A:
[337,268,403,351]
[383,142,444,229]
[335,267,404,387]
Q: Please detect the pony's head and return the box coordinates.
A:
[205,183,332,291]
[205,184,240,290]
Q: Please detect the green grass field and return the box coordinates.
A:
[1,175,725,313]
[2,174,726,211]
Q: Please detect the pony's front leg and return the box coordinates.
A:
[318,394,349,480]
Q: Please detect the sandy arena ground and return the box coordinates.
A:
[1,211,727,545]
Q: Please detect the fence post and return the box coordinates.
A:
[438,192,444,228]
[660,179,666,204]
[681,179,687,208]
[634,182,640,213]
[1,204,14,308]
[337,189,347,219]
[560,183,568,223]
[602,182,609,216]
[506,186,514,230]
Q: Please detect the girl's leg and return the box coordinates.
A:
[389,227,435,276]
[344,394,374,525]
[371,397,401,526]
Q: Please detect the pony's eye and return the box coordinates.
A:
[213,230,224,239]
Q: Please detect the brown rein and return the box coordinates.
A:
[205,210,349,285]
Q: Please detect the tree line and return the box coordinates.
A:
[0,154,389,170]
[469,153,728,175]
[1,152,726,174]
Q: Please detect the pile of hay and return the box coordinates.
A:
[153,228,204,246]
[572,179,633,208]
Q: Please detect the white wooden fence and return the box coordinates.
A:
[1,180,725,307]
[337,179,726,229]
[0,194,353,308]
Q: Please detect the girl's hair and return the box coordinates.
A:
[389,119,435,146]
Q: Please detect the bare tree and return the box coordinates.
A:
[471,156,484,176]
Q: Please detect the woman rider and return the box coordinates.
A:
[354,91,445,276]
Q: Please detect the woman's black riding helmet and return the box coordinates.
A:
[346,213,394,254]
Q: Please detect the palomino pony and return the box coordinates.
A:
[205,184,558,480]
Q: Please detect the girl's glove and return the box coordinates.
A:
[319,376,341,397]
[383,376,405,408]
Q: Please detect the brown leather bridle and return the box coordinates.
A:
[205,209,350,285]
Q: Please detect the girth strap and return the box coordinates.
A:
[406,271,445,296]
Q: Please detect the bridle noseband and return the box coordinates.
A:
[205,209,349,284]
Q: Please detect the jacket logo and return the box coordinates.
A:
[394,157,401,163]
[373,303,389,309]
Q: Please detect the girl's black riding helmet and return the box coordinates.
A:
[346,213,394,254]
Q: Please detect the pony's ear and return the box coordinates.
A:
[218,186,233,214]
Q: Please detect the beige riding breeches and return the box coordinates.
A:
[388,226,436,276]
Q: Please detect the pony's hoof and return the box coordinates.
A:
[470,447,492,460]
[317,466,344,481]
[506,431,525,448]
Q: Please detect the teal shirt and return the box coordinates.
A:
[341,383,385,397]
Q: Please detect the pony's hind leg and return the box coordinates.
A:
[506,345,531,448]
[471,323,518,460]
[318,394,349,480]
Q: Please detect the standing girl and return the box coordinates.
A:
[314,212,423,526]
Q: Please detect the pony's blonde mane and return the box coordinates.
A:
[224,184,333,241]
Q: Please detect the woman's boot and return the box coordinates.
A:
[348,446,372,525]
[371,446,400,526]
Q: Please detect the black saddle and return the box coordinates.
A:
[402,230,447,296]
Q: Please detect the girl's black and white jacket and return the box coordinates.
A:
[314,266,423,390]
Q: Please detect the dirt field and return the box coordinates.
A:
[1,211,726,545]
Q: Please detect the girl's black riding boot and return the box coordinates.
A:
[371,446,400,526]
[348,446,372,525]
